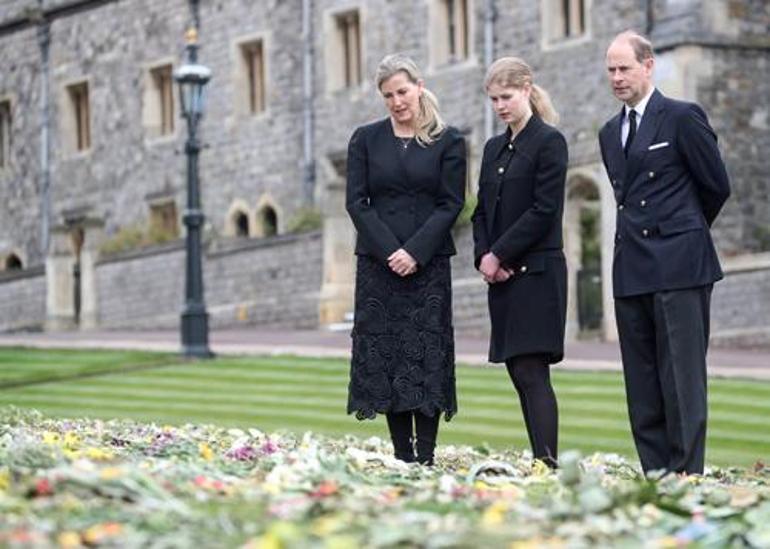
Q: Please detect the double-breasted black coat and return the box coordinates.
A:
[472,115,568,364]
[598,89,731,298]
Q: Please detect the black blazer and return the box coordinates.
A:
[346,118,466,266]
[598,89,731,297]
[472,115,568,268]
[472,115,568,363]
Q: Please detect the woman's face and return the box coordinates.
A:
[487,82,532,128]
[380,71,424,127]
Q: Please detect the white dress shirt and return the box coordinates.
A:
[622,87,655,147]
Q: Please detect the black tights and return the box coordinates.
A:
[385,410,440,465]
[506,354,559,468]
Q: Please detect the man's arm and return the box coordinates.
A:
[677,104,731,226]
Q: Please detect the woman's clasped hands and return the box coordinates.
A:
[388,248,418,277]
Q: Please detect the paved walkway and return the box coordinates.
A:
[0,327,768,380]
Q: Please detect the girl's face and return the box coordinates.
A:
[487,82,532,128]
[380,71,424,127]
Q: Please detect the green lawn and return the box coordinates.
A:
[0,347,768,467]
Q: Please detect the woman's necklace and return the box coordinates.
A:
[397,136,412,149]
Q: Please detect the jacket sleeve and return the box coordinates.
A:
[677,104,731,226]
[490,131,568,264]
[471,141,493,269]
[402,130,467,266]
[345,126,402,262]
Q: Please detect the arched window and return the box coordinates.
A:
[259,206,278,237]
[235,211,249,237]
[225,200,252,238]
[5,253,22,270]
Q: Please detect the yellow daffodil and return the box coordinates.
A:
[0,468,9,491]
[531,460,551,477]
[199,443,214,461]
[56,531,81,548]
[63,432,80,449]
[253,531,281,549]
[42,431,60,445]
[82,523,122,545]
[86,447,114,461]
[482,500,509,526]
[62,449,82,460]
[99,467,124,480]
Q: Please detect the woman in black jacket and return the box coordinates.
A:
[472,57,568,468]
[345,54,466,465]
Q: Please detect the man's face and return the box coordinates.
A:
[605,39,653,107]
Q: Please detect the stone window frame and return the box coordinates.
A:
[225,199,253,237]
[147,197,180,239]
[60,78,92,156]
[428,0,475,71]
[324,5,365,93]
[234,33,270,117]
[540,0,592,51]
[0,96,11,170]
[142,58,178,142]
[1,249,25,271]
[254,194,282,238]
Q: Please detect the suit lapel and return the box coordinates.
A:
[604,109,626,176]
[625,89,665,174]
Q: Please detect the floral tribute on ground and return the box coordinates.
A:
[0,407,769,548]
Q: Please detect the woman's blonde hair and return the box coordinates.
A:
[375,53,446,146]
[484,57,559,126]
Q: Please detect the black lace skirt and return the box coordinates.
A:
[347,255,457,421]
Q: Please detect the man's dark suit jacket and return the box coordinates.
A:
[598,89,731,298]
[345,118,466,267]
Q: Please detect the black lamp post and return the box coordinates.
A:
[176,27,212,358]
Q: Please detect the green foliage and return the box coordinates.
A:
[99,224,179,255]
[454,192,478,229]
[753,224,770,252]
[580,206,601,268]
[286,207,323,234]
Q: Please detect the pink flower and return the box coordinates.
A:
[260,440,279,455]
[34,478,53,497]
[226,446,258,461]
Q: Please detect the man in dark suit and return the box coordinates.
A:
[598,30,730,474]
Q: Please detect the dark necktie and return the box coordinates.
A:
[624,109,637,158]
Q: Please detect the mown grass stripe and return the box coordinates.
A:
[11,372,770,426]
[35,371,769,413]
[4,389,766,447]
